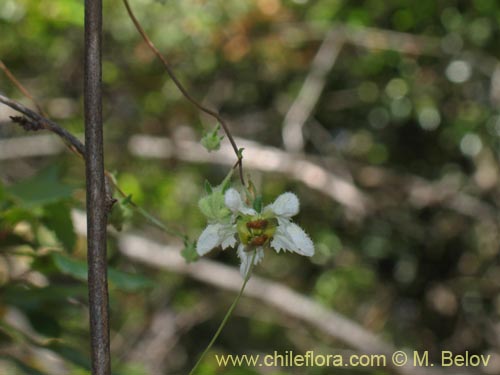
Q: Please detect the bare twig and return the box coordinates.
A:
[0,94,85,157]
[84,0,111,374]
[121,0,245,185]
[282,29,344,152]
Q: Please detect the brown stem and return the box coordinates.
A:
[84,0,111,374]
[121,0,244,184]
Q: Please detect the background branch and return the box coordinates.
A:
[69,210,473,375]
[282,28,344,152]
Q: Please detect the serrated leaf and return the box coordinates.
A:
[201,123,224,152]
[198,190,231,222]
[6,166,74,208]
[42,202,76,252]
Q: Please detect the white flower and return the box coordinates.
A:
[196,188,314,277]
[196,222,237,256]
[264,192,314,257]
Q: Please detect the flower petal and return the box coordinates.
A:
[237,244,264,277]
[196,224,223,255]
[224,188,243,213]
[225,188,257,215]
[286,222,314,256]
[271,224,298,253]
[270,192,299,218]
[196,223,236,255]
[221,231,237,249]
[270,221,314,256]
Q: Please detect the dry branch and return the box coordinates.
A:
[0,94,85,157]
[282,28,344,152]
[128,134,370,215]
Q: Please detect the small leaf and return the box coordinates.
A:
[253,195,263,213]
[201,123,224,152]
[220,169,234,193]
[181,240,199,263]
[42,202,76,252]
[53,253,87,281]
[109,196,132,232]
[237,147,245,159]
[204,180,213,194]
[198,191,230,222]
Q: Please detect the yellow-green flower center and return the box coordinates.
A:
[237,215,277,248]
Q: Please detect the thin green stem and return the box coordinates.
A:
[188,250,257,375]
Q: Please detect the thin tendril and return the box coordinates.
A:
[122,0,245,185]
[187,250,257,375]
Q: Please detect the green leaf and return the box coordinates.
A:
[108,267,154,292]
[220,169,234,193]
[1,206,37,226]
[201,123,224,152]
[42,202,76,252]
[237,147,245,159]
[52,253,87,281]
[253,195,263,213]
[181,240,199,263]
[198,190,231,222]
[6,166,74,208]
[109,197,132,232]
[204,180,213,194]
[52,253,153,292]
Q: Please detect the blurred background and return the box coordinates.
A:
[1,0,500,374]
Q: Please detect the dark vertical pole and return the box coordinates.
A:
[84,1,111,375]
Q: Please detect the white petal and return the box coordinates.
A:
[240,206,257,215]
[271,224,298,253]
[271,192,299,218]
[224,188,243,213]
[224,188,257,216]
[196,224,224,256]
[286,222,314,256]
[237,245,264,277]
[221,232,237,249]
[270,222,314,256]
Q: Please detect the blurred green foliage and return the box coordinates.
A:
[2,0,500,374]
